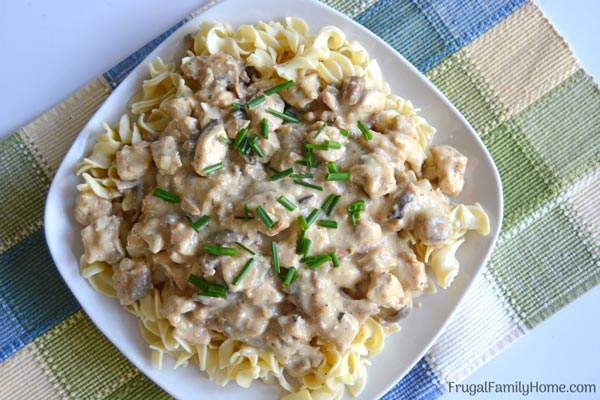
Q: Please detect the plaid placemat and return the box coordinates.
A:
[1,0,599,399]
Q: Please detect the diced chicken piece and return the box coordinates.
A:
[162,295,213,345]
[130,217,169,254]
[366,272,406,309]
[413,208,452,246]
[246,92,285,131]
[222,300,271,338]
[279,70,321,108]
[74,191,111,225]
[351,153,397,198]
[241,189,297,236]
[81,215,124,264]
[390,132,426,172]
[354,218,383,248]
[372,112,415,137]
[152,252,189,289]
[192,122,228,176]
[248,278,284,306]
[397,250,427,292]
[113,258,152,305]
[126,224,147,258]
[115,141,152,181]
[256,132,280,163]
[423,145,467,196]
[170,221,201,256]
[193,104,223,130]
[341,76,365,106]
[322,76,387,124]
[311,125,348,162]
[141,193,179,217]
[181,52,246,96]
[163,116,199,141]
[162,96,196,119]
[151,136,182,175]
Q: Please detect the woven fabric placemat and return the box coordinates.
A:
[1,1,598,399]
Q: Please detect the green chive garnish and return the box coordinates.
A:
[293,179,323,191]
[347,200,366,227]
[301,254,330,269]
[233,128,249,149]
[256,206,274,229]
[232,258,254,286]
[202,244,237,257]
[248,135,265,158]
[290,173,313,179]
[330,252,340,268]
[357,120,373,140]
[325,195,341,216]
[153,187,180,203]
[265,80,294,95]
[188,275,227,298]
[299,237,311,256]
[246,95,265,109]
[339,128,349,137]
[235,241,255,255]
[314,123,326,138]
[306,208,320,227]
[298,215,309,231]
[277,195,297,211]
[267,108,299,123]
[305,147,315,167]
[282,267,297,288]
[187,215,210,232]
[270,167,293,181]
[318,219,338,229]
[321,194,335,212]
[296,230,306,254]
[326,172,350,181]
[202,162,224,175]
[260,118,269,139]
[305,140,342,150]
[326,162,338,173]
[272,242,280,274]
[230,102,243,111]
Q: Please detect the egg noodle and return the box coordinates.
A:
[77,18,489,400]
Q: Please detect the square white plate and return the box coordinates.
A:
[44,0,503,398]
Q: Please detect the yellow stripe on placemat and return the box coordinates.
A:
[0,344,66,399]
[463,2,579,119]
[18,78,111,179]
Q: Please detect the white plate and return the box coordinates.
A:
[44,0,503,398]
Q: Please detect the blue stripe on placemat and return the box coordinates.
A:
[103,19,188,88]
[0,230,79,361]
[357,0,527,73]
[382,358,444,400]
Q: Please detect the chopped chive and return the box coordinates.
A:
[270,167,293,181]
[298,215,309,231]
[357,120,373,140]
[296,159,310,167]
[350,212,359,227]
[188,275,227,298]
[233,128,249,149]
[256,206,274,229]
[153,187,180,203]
[326,162,338,173]
[277,195,297,211]
[314,123,326,138]
[232,258,254,286]
[246,95,265,109]
[293,179,323,191]
[202,162,224,175]
[305,147,315,167]
[321,194,335,212]
[202,244,237,257]
[230,102,243,111]
[234,241,255,255]
[348,200,366,213]
[282,267,297,288]
[260,118,269,139]
[318,219,338,229]
[265,80,294,95]
[325,195,341,216]
[284,110,299,119]
[326,172,350,181]
[187,215,210,232]
[290,173,313,179]
[272,242,280,274]
[305,140,342,150]
[299,238,311,257]
[306,208,320,227]
[324,140,342,149]
[301,254,330,269]
[218,136,231,145]
[267,108,299,123]
[329,252,340,268]
[238,135,251,155]
[339,128,349,137]
[248,135,265,158]
[296,230,306,254]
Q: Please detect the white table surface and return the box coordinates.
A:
[1,1,598,399]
